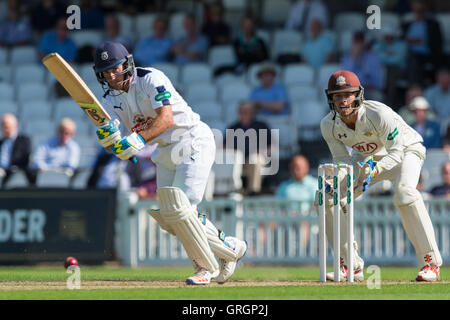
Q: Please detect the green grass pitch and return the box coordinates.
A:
[0,265,448,300]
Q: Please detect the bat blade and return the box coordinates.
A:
[42,52,110,126]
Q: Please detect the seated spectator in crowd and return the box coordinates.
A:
[201,2,231,47]
[301,18,335,69]
[233,15,269,73]
[372,25,408,107]
[134,16,172,67]
[0,0,32,48]
[103,14,133,52]
[225,102,271,195]
[429,161,450,198]
[341,31,383,101]
[30,0,67,33]
[403,0,443,86]
[87,147,132,191]
[134,144,158,199]
[0,113,34,187]
[424,68,450,119]
[79,0,105,30]
[409,96,441,149]
[276,154,316,212]
[397,83,436,122]
[442,126,450,152]
[417,172,432,200]
[38,17,78,62]
[248,62,290,116]
[171,14,209,66]
[32,118,80,174]
[285,0,329,38]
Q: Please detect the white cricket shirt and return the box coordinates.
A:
[320,100,424,171]
[101,67,201,146]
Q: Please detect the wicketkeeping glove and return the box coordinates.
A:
[357,156,382,192]
[111,132,145,161]
[96,119,122,148]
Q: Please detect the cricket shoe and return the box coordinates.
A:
[217,240,248,284]
[326,258,364,282]
[416,264,440,282]
[186,263,219,285]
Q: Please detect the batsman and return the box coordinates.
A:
[92,41,247,285]
[317,70,442,282]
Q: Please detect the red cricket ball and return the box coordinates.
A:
[64,256,78,269]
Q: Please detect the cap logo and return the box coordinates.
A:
[336,75,346,86]
[101,51,109,60]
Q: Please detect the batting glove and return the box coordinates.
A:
[111,132,145,161]
[96,119,122,148]
[358,157,382,192]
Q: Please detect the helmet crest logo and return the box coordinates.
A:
[336,75,346,86]
[101,51,109,60]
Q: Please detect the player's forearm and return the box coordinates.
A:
[138,112,174,143]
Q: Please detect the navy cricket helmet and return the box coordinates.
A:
[93,41,135,88]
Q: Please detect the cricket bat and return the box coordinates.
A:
[42,52,110,126]
[42,52,137,163]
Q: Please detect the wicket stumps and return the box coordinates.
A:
[318,163,354,282]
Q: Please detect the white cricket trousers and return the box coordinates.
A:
[151,121,215,209]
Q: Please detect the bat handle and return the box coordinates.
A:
[129,156,138,164]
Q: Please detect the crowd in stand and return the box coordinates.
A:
[0,0,449,200]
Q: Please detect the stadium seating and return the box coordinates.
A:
[169,12,186,40]
[212,148,244,195]
[0,48,7,64]
[192,100,223,123]
[17,83,48,103]
[333,12,366,33]
[117,13,134,36]
[185,83,218,105]
[135,13,157,38]
[0,100,19,116]
[282,63,315,86]
[36,170,73,188]
[0,83,14,101]
[10,46,37,64]
[69,30,103,48]
[261,0,291,27]
[317,63,342,88]
[271,29,303,60]
[23,118,56,136]
[79,64,98,84]
[287,84,320,102]
[54,98,86,121]
[180,63,212,85]
[151,63,180,87]
[0,64,12,82]
[421,149,450,191]
[208,45,237,71]
[20,100,53,120]
[436,13,450,53]
[14,64,47,85]
[219,81,251,105]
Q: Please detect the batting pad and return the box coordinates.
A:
[204,224,237,262]
[148,209,176,236]
[157,187,219,273]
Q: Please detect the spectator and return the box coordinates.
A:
[285,0,329,38]
[104,14,133,52]
[135,144,158,199]
[397,84,436,123]
[0,0,32,48]
[443,125,450,152]
[87,147,132,191]
[0,113,34,187]
[424,68,450,119]
[38,17,78,62]
[429,161,450,198]
[403,0,443,86]
[133,16,172,67]
[248,62,290,116]
[276,154,317,212]
[301,18,335,69]
[32,118,80,174]
[30,0,66,33]
[79,0,105,30]
[233,15,269,73]
[171,13,209,66]
[372,25,408,107]
[225,102,271,195]
[417,172,432,200]
[409,96,441,149]
[201,2,231,47]
[341,31,383,101]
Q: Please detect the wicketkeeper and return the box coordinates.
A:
[92,41,247,285]
[316,70,442,282]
